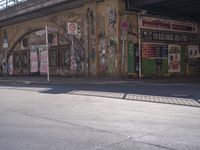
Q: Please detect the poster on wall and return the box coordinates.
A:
[39,45,48,74]
[30,46,39,73]
[168,45,181,73]
[8,56,13,75]
[142,43,168,59]
[142,43,157,58]
[188,45,200,58]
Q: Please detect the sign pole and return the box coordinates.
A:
[45,26,50,82]
[72,35,75,79]
[67,22,78,79]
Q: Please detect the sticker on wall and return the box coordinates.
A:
[188,45,200,58]
[168,44,181,73]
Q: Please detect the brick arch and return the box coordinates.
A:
[6,21,66,59]
[7,27,44,59]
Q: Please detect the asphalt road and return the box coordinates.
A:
[0,83,200,150]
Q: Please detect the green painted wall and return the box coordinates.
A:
[142,59,168,77]
[141,46,192,77]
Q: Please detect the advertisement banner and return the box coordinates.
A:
[30,46,39,73]
[39,45,48,74]
[168,45,181,72]
[141,17,198,33]
[142,43,168,59]
[141,29,198,43]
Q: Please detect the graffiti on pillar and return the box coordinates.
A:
[87,8,95,35]
[107,36,117,73]
[54,20,85,75]
[97,11,106,72]
[72,38,85,74]
[108,7,117,31]
[99,38,106,72]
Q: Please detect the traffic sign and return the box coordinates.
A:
[36,30,46,36]
[48,27,57,32]
[67,22,78,35]
[121,22,129,32]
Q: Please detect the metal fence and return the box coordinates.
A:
[0,0,27,10]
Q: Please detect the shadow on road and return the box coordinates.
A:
[1,82,200,108]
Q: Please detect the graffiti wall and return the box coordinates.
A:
[97,2,106,75]
[106,0,119,75]
[120,13,138,76]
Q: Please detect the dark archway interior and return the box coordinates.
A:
[125,0,200,22]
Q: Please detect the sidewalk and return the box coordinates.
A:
[0,75,200,85]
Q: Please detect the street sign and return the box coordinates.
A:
[121,22,129,32]
[48,27,57,32]
[3,42,8,48]
[67,22,78,35]
[36,30,46,36]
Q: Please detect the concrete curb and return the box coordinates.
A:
[0,76,200,85]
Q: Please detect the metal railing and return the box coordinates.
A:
[0,0,27,10]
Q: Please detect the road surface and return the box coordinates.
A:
[0,82,200,150]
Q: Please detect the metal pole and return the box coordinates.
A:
[5,50,8,77]
[72,35,75,79]
[122,30,125,73]
[45,26,50,82]
[138,14,142,79]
